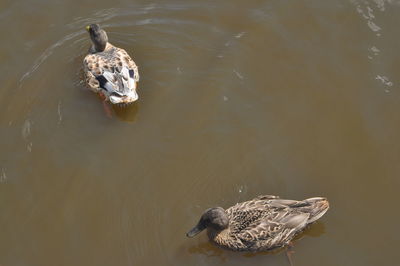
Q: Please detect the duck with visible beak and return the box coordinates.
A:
[187,195,329,252]
[83,24,139,105]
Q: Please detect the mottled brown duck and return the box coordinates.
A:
[83,24,139,105]
[187,195,329,252]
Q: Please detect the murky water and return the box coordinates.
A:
[1,0,399,265]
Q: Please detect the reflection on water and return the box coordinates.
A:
[0,0,400,266]
[188,242,225,258]
[351,0,395,93]
[112,103,139,122]
[187,221,326,260]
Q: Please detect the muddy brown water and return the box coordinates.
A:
[1,0,399,265]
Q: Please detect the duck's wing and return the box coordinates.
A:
[251,195,280,200]
[83,54,101,92]
[83,47,139,98]
[229,199,312,250]
[114,47,139,82]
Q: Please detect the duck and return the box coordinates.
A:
[186,195,329,252]
[83,24,139,105]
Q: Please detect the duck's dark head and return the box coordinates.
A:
[86,24,108,52]
[186,207,229,238]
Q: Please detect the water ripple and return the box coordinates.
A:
[19,3,225,88]
[375,75,393,91]
[353,0,382,36]
[19,30,85,84]
[0,168,7,183]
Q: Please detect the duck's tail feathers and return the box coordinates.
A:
[301,197,329,224]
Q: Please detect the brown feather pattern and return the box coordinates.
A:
[207,195,329,251]
[83,43,139,93]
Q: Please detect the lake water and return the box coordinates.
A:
[1,0,399,265]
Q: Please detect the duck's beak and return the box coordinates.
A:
[186,223,206,238]
[85,25,90,32]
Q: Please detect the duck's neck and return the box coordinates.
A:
[208,228,230,244]
[90,42,112,53]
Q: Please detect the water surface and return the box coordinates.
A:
[1,0,400,265]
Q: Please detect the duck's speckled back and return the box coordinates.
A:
[209,195,329,252]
